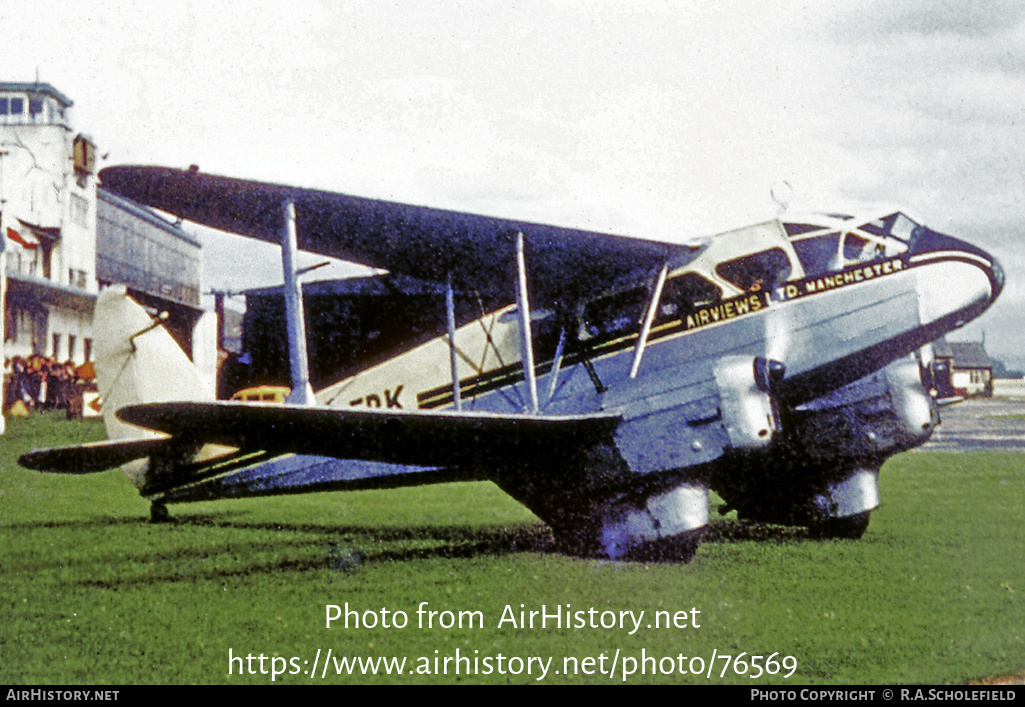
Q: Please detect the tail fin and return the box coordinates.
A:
[95,285,213,442]
[19,287,214,481]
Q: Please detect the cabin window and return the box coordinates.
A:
[844,231,910,264]
[783,222,824,237]
[843,233,881,262]
[792,232,841,275]
[579,287,647,341]
[657,273,722,321]
[716,248,792,292]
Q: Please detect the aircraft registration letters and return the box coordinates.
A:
[349,386,405,409]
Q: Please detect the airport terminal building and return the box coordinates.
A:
[2,80,217,421]
[95,186,208,361]
[1,82,97,365]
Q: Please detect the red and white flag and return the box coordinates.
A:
[6,224,37,250]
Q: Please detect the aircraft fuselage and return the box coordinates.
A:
[319,214,1002,557]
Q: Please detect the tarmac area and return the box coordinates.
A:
[922,397,1025,452]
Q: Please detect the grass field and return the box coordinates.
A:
[2,413,1023,685]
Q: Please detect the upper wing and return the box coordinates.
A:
[117,400,622,469]
[98,165,699,306]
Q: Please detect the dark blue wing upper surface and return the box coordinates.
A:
[99,165,693,306]
[117,401,622,468]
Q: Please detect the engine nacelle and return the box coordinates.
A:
[886,354,939,444]
[714,356,783,450]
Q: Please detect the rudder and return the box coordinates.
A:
[94,286,213,443]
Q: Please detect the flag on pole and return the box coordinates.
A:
[7,225,37,250]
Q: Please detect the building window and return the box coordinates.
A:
[70,193,89,226]
[52,333,62,359]
[84,338,92,362]
[4,303,15,342]
[66,268,88,288]
[68,335,76,362]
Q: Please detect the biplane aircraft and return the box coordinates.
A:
[20,165,1004,560]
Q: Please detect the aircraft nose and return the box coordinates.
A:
[909,228,1003,308]
[990,253,1006,301]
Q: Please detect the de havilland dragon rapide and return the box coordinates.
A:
[21,165,1004,561]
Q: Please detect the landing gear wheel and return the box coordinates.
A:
[552,527,703,563]
[150,502,170,524]
[808,511,870,540]
[625,530,703,563]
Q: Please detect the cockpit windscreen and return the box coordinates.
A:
[784,212,919,277]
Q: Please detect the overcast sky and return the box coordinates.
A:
[5,0,1024,365]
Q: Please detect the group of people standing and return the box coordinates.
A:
[3,354,93,418]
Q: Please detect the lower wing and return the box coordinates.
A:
[115,401,621,468]
[21,402,621,501]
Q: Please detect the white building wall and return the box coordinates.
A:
[2,85,96,367]
[47,307,93,363]
[951,371,971,389]
[951,369,989,396]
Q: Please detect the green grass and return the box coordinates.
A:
[2,414,1023,684]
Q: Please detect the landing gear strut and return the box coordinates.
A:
[150,502,170,523]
